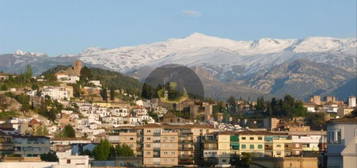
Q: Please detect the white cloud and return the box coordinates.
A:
[182,10,202,17]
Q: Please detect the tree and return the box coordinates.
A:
[255,97,266,112]
[72,83,81,98]
[227,96,237,114]
[116,144,134,156]
[23,65,33,80]
[101,88,108,101]
[110,88,115,101]
[34,126,49,136]
[109,144,135,159]
[40,151,58,162]
[305,112,326,130]
[63,124,76,138]
[93,139,111,160]
[148,110,159,122]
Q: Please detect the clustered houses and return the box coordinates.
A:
[72,102,156,139]
[201,130,327,166]
[27,84,74,101]
[106,124,217,167]
[305,96,356,117]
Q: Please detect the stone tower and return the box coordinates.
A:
[73,60,83,76]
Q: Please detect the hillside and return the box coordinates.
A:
[42,66,142,95]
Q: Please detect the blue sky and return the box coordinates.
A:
[0,0,356,56]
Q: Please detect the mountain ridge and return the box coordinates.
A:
[0,33,356,100]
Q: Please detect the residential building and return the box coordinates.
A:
[143,124,179,167]
[202,131,291,167]
[310,96,321,105]
[56,149,90,168]
[326,117,357,168]
[12,135,50,157]
[107,127,141,156]
[108,123,216,167]
[348,96,356,108]
[41,85,73,100]
[338,107,355,117]
[251,157,318,168]
[0,131,13,155]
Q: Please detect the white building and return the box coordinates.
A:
[348,96,356,108]
[56,149,90,168]
[304,104,317,113]
[291,133,326,152]
[41,85,73,100]
[56,74,80,84]
[89,80,102,87]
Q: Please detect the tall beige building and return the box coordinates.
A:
[109,124,216,167]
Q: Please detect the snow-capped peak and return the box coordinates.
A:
[15,50,47,57]
[68,33,355,73]
[293,37,356,53]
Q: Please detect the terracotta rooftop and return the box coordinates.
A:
[327,117,357,124]
[208,130,289,136]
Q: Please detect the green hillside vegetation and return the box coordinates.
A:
[0,65,59,91]
[80,67,141,95]
[41,65,142,96]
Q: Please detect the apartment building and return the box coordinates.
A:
[108,127,142,156]
[264,133,291,157]
[12,135,50,157]
[326,118,357,168]
[0,131,13,155]
[108,124,216,167]
[202,131,295,166]
[143,124,179,167]
[289,131,327,153]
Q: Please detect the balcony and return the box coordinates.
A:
[180,154,193,158]
[179,146,193,151]
[179,158,194,165]
[179,139,193,144]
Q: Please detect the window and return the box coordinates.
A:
[258,137,262,140]
[328,129,342,144]
[277,145,281,148]
[250,137,254,140]
[67,159,71,164]
[241,144,246,149]
[258,144,263,149]
[241,137,246,140]
[337,130,342,144]
[250,144,254,149]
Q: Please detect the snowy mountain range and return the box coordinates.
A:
[0,33,356,99]
[60,33,357,74]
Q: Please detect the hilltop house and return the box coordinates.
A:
[55,60,83,84]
